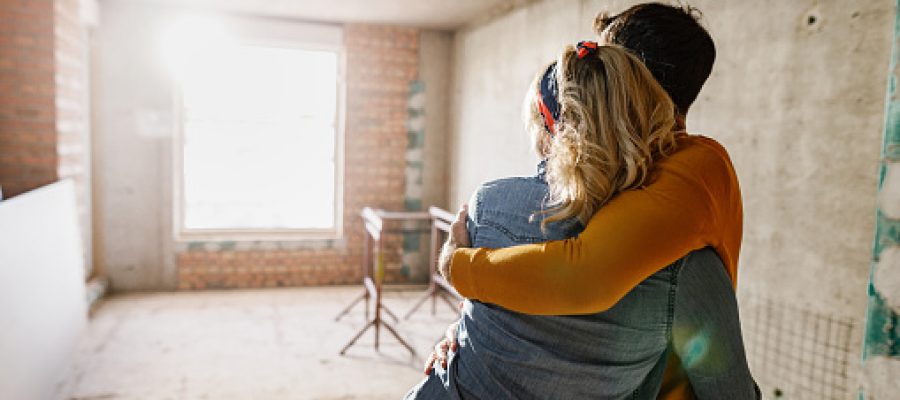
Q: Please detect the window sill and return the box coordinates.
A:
[175,229,343,245]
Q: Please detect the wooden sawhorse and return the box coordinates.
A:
[403,206,464,320]
[336,207,430,356]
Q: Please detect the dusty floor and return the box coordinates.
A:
[58,286,460,400]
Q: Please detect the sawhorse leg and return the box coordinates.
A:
[335,291,368,322]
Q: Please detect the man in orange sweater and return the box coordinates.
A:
[430,3,759,399]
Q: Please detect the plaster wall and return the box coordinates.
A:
[418,30,453,211]
[862,1,900,395]
[685,0,892,318]
[448,0,894,395]
[93,2,177,290]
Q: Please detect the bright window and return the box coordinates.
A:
[175,38,342,238]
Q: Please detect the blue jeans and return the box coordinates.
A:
[404,170,757,399]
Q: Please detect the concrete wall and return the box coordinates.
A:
[447,0,894,397]
[93,1,177,290]
[862,1,900,397]
[94,1,453,290]
[418,30,453,211]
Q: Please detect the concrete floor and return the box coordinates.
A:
[58,286,459,400]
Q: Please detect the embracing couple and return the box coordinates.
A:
[405,3,760,400]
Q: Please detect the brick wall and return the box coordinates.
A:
[0,0,88,193]
[54,0,88,221]
[0,0,57,198]
[176,25,420,289]
[54,0,91,272]
[0,0,90,268]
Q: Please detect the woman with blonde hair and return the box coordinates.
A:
[404,40,757,399]
[530,41,677,227]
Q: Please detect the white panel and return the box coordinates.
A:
[0,180,87,400]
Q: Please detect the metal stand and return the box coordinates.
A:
[403,207,464,320]
[337,208,430,356]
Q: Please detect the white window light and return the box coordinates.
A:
[167,16,345,240]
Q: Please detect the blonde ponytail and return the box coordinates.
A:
[527,44,679,227]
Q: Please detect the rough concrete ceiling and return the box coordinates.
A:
[114,0,534,30]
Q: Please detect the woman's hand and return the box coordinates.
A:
[438,205,470,282]
[450,205,471,248]
[423,319,461,375]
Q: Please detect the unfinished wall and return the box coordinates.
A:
[56,0,94,275]
[0,0,93,273]
[92,2,175,291]
[447,0,894,397]
[687,2,892,396]
[176,24,419,289]
[418,30,453,211]
[862,1,900,397]
[94,1,451,290]
[0,0,57,198]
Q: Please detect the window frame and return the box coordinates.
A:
[172,17,346,242]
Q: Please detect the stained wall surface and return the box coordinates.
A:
[862,1,900,397]
[447,0,894,396]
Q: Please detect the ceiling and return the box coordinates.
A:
[118,0,533,30]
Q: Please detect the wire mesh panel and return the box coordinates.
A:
[741,294,857,400]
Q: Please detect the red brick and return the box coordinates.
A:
[174,23,419,290]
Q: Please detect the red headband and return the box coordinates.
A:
[538,41,600,137]
[537,63,559,136]
[576,41,599,59]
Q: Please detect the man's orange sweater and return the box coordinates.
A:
[449,134,743,399]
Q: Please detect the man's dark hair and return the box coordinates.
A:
[595,2,715,115]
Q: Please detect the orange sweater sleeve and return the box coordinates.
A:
[449,135,743,315]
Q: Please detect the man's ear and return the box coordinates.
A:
[675,113,687,131]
